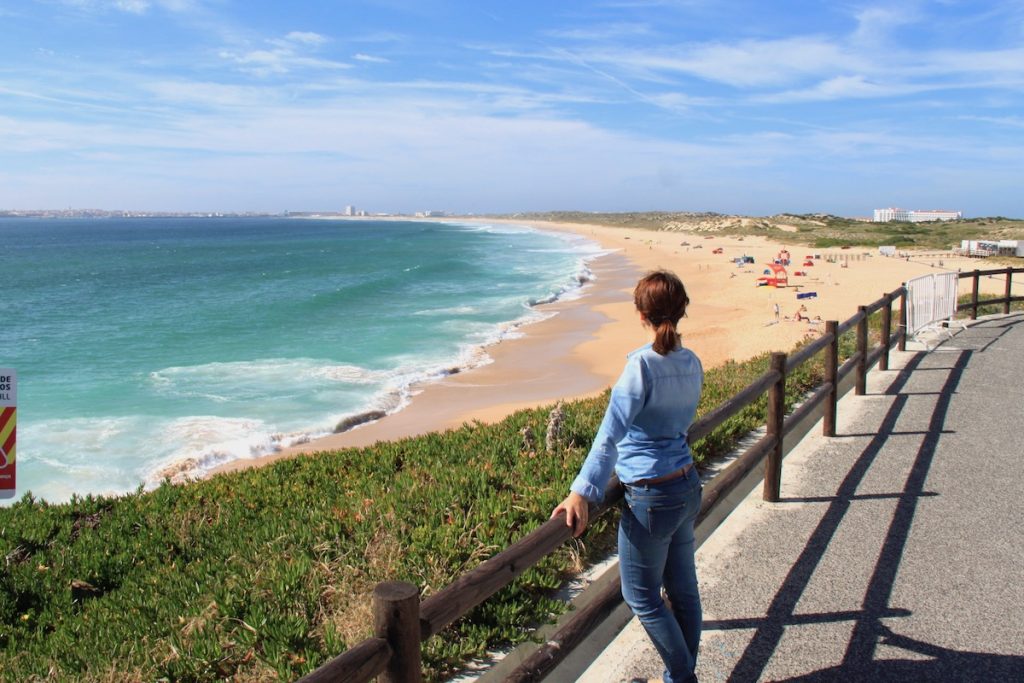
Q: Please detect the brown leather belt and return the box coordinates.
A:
[630,462,694,486]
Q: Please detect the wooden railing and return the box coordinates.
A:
[961,267,1024,320]
[301,266,1023,683]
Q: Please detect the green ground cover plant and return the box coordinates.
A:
[0,325,875,682]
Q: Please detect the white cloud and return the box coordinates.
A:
[758,75,921,103]
[851,5,921,45]
[114,0,149,13]
[157,0,199,10]
[4,87,1020,213]
[354,53,390,64]
[144,80,285,108]
[631,37,861,88]
[59,0,197,13]
[958,115,1024,129]
[543,22,654,41]
[923,47,1024,79]
[284,31,328,46]
[7,1,1024,214]
[219,32,350,77]
[644,91,717,112]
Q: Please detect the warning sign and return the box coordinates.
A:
[0,369,15,499]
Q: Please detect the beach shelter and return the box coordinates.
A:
[757,263,788,287]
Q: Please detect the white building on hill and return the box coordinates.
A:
[874,208,910,222]
[874,208,962,222]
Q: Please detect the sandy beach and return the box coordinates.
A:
[212,220,1016,476]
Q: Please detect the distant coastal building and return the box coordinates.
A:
[874,208,910,222]
[416,210,446,217]
[958,239,1024,257]
[344,205,355,216]
[908,209,963,222]
[873,208,962,223]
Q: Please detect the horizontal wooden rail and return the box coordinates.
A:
[966,266,1024,278]
[836,312,862,337]
[420,478,624,639]
[970,295,1024,305]
[697,432,777,526]
[960,267,1023,320]
[837,354,860,383]
[865,345,884,370]
[504,573,624,683]
[421,518,573,638]
[298,637,391,683]
[785,332,833,373]
[688,370,780,443]
[783,382,833,437]
[861,293,890,316]
[834,285,904,338]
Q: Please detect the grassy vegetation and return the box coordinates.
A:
[490,211,1024,252]
[0,326,870,682]
[957,292,1024,318]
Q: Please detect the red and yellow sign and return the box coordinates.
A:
[0,370,15,497]
[0,406,14,462]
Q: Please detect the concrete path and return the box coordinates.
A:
[576,313,1024,682]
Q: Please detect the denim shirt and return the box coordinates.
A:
[571,343,703,502]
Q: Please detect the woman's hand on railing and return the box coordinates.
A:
[552,491,590,537]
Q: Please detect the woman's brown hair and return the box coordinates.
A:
[633,270,690,355]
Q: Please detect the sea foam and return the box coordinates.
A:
[4,217,605,503]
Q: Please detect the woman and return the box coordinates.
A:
[552,270,704,683]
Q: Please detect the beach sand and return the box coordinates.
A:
[211,220,1015,476]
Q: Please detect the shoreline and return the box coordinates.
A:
[210,227,640,477]
[210,219,1017,478]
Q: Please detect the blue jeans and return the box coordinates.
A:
[620,469,703,683]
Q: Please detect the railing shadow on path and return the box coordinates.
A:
[705,318,1024,682]
[775,627,1024,682]
[922,314,1019,355]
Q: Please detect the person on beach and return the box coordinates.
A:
[552,270,704,683]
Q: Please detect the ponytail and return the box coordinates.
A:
[634,270,690,356]
[652,319,680,356]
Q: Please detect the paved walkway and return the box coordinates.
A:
[577,314,1024,682]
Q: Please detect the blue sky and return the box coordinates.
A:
[1,1,1022,216]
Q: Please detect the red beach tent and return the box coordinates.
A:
[756,263,789,287]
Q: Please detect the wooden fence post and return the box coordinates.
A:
[763,352,786,503]
[971,269,980,320]
[824,321,838,438]
[898,285,908,352]
[880,294,892,371]
[855,306,868,396]
[373,582,423,683]
[1005,267,1013,315]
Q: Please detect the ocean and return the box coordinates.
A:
[1,217,602,503]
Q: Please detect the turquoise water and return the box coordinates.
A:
[1,217,602,503]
